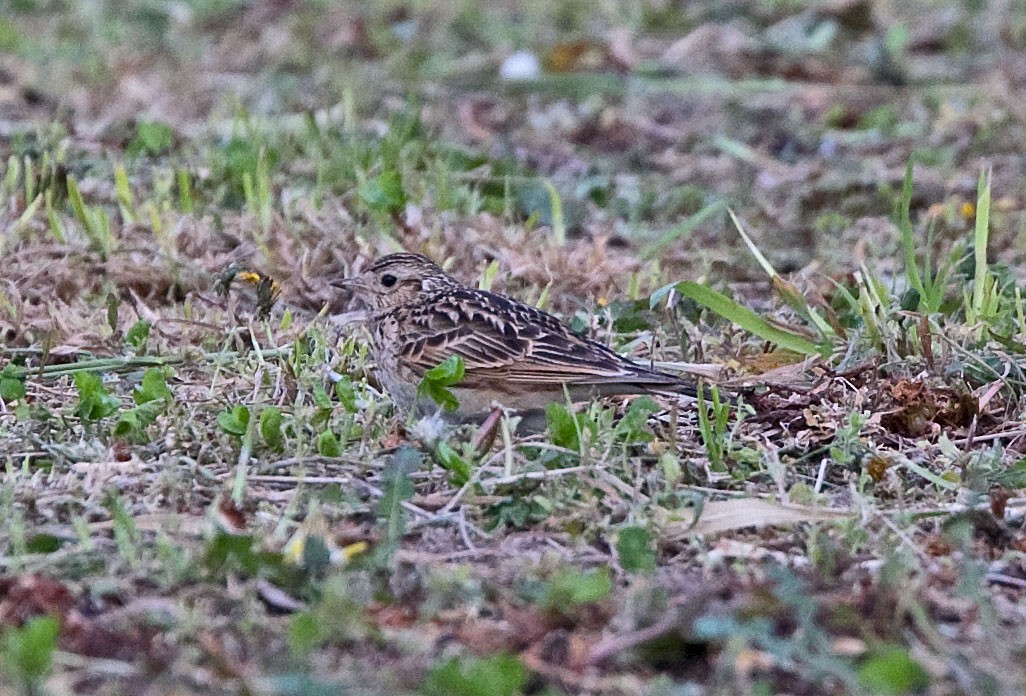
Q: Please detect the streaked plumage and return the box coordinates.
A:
[332,253,699,423]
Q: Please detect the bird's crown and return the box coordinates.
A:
[333,252,459,313]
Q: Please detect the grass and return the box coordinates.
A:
[3,1,1026,695]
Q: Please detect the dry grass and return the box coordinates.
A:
[4,2,1026,695]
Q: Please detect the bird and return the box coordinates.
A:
[330,252,704,426]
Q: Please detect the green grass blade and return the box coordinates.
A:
[641,200,724,260]
[674,281,829,357]
[66,175,94,237]
[114,164,136,224]
[44,191,66,243]
[897,456,959,492]
[729,208,776,278]
[2,155,19,199]
[729,209,835,339]
[24,156,34,203]
[899,161,925,302]
[16,193,42,232]
[177,169,194,213]
[543,180,565,246]
[971,167,991,320]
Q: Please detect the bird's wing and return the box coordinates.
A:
[397,290,681,388]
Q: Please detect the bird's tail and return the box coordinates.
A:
[651,379,740,407]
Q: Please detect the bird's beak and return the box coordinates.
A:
[330,278,358,290]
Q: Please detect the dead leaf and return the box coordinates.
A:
[990,485,1012,520]
[659,498,850,539]
[544,40,606,73]
[216,496,248,535]
[0,574,74,626]
[867,455,889,482]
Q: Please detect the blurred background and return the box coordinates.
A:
[3,0,1026,324]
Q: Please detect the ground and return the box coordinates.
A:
[3,1,1026,694]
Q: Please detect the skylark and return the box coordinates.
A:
[331,253,701,425]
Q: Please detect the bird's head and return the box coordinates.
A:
[331,253,457,313]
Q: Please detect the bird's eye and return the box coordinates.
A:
[380,273,398,288]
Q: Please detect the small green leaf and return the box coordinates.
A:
[316,430,341,457]
[420,382,458,412]
[113,409,142,439]
[203,531,256,574]
[617,526,657,573]
[544,403,579,450]
[1,615,59,685]
[133,367,172,405]
[334,377,357,412]
[177,168,194,213]
[422,654,527,696]
[358,169,407,213]
[376,446,420,562]
[858,645,930,695]
[311,383,334,428]
[217,404,251,437]
[124,320,151,351]
[287,611,324,657]
[0,364,26,402]
[436,441,472,486]
[108,494,140,564]
[113,400,164,441]
[487,497,548,531]
[614,396,658,444]
[260,407,284,451]
[423,355,465,385]
[66,175,93,235]
[417,356,465,412]
[312,383,333,409]
[129,120,174,157]
[113,163,136,223]
[543,179,566,246]
[73,372,120,423]
[25,534,61,554]
[543,567,612,610]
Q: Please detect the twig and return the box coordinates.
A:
[457,507,477,552]
[986,572,1026,589]
[486,466,590,487]
[585,589,719,666]
[595,468,649,503]
[814,456,828,494]
[355,479,442,521]
[52,651,140,677]
[585,613,684,667]
[262,454,367,470]
[243,475,357,485]
[396,547,498,563]
[19,346,294,380]
[950,427,1026,446]
[878,513,930,564]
